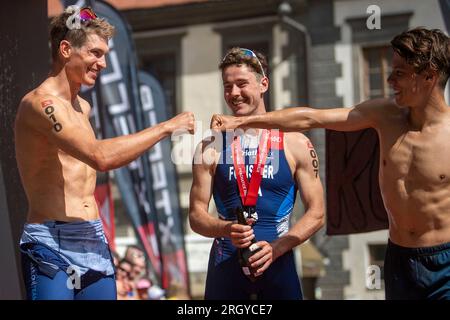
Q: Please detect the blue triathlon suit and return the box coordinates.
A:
[20,219,116,300]
[385,239,450,300]
[205,130,303,300]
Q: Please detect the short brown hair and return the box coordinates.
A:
[391,27,450,89]
[49,6,115,60]
[219,47,268,79]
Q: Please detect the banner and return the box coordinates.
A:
[138,71,190,292]
[325,129,388,235]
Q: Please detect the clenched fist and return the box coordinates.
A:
[166,111,195,134]
[210,114,242,131]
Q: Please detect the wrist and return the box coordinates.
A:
[223,221,233,238]
[237,116,247,128]
[160,120,173,136]
[270,240,285,261]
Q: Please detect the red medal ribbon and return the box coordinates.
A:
[232,129,271,207]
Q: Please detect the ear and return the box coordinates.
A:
[59,40,72,59]
[260,76,269,94]
[424,69,437,83]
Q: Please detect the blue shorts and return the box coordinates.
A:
[204,245,302,300]
[20,219,116,300]
[384,239,450,300]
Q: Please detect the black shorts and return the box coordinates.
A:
[384,239,450,300]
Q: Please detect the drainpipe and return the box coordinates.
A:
[277,1,312,107]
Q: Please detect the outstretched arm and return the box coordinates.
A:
[211,98,390,132]
[26,96,194,171]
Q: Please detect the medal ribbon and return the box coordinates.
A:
[232,129,271,206]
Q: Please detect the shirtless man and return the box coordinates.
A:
[190,48,324,299]
[211,27,450,299]
[15,7,194,300]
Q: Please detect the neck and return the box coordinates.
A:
[242,102,267,117]
[408,90,448,129]
[252,102,267,116]
[48,61,81,102]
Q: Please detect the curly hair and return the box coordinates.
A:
[219,47,268,79]
[391,27,450,89]
[49,6,115,60]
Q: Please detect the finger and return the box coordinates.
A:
[231,235,253,247]
[249,247,270,265]
[248,242,270,263]
[230,230,254,241]
[240,234,255,244]
[210,115,220,129]
[233,240,252,248]
[255,258,272,275]
[250,251,271,268]
[230,224,252,233]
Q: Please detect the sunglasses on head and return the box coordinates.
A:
[223,48,266,78]
[65,7,97,32]
[79,7,97,22]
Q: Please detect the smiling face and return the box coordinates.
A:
[62,33,109,86]
[222,64,268,116]
[387,51,433,108]
[388,28,450,108]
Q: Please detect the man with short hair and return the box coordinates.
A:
[190,47,325,299]
[211,27,450,300]
[15,6,194,300]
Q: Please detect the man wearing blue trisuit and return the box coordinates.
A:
[15,6,194,300]
[190,47,325,299]
[211,27,450,300]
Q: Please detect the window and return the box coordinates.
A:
[362,46,393,100]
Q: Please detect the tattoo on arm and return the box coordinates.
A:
[306,140,319,178]
[41,100,63,132]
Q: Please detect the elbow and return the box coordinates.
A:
[188,209,201,234]
[294,108,317,130]
[316,211,326,231]
[92,151,110,172]
[189,217,204,236]
[188,216,197,233]
[308,207,325,233]
[304,109,320,129]
[188,207,215,237]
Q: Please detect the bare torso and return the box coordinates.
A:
[15,83,99,223]
[377,103,450,247]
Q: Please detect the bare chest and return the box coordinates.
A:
[380,130,450,186]
[67,108,96,137]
